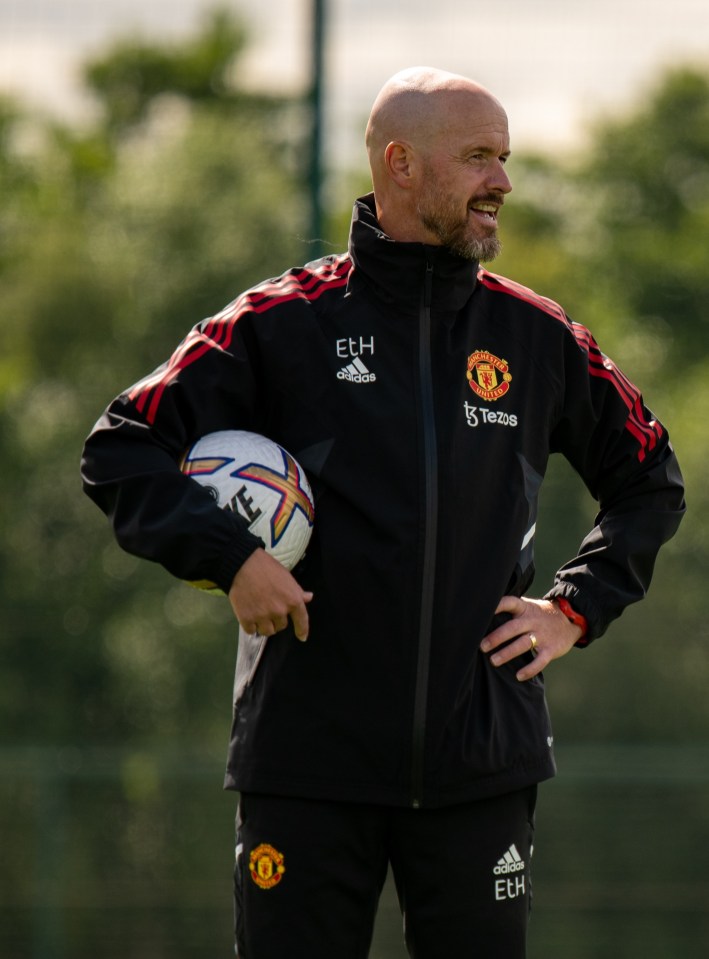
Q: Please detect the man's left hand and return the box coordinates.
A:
[480,596,582,682]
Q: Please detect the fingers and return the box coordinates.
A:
[493,594,528,618]
[242,615,289,638]
[240,593,313,641]
[481,596,578,682]
[480,596,535,656]
[513,635,552,682]
[291,591,314,642]
[481,629,541,675]
[229,549,314,642]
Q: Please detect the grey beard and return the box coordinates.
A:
[448,233,502,262]
[418,205,502,262]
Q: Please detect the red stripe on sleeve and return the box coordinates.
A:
[478,269,663,462]
[129,256,351,424]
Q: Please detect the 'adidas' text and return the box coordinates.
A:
[493,844,525,875]
[493,844,526,901]
[337,357,376,383]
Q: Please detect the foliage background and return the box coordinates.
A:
[1,10,707,957]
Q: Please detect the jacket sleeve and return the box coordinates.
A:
[80,304,267,593]
[543,320,685,642]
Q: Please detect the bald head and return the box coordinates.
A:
[366,67,506,179]
[363,67,511,254]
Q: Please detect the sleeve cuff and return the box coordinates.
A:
[211,530,264,595]
[544,586,603,645]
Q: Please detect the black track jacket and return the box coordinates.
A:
[82,195,685,808]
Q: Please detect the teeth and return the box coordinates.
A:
[472,203,497,214]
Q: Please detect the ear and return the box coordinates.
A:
[384,141,416,189]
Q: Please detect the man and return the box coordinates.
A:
[81,68,685,957]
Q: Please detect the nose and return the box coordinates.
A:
[490,160,512,195]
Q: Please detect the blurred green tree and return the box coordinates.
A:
[1,13,708,955]
[494,70,709,742]
[83,7,278,134]
[581,68,709,364]
[0,8,311,747]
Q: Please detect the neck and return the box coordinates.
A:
[374,196,440,247]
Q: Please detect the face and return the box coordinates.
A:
[415,95,512,261]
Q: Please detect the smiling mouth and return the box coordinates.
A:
[469,201,501,223]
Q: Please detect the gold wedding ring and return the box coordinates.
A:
[529,633,538,653]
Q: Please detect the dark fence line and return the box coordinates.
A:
[2,744,708,959]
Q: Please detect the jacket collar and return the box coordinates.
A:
[347,193,479,314]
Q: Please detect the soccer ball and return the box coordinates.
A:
[181,430,315,592]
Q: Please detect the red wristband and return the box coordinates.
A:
[555,598,588,638]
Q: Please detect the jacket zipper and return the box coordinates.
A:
[411,261,437,809]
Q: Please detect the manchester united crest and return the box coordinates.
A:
[249,843,286,889]
[466,350,512,401]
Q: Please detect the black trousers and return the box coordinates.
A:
[233,785,536,958]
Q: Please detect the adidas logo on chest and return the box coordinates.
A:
[335,335,377,384]
[337,357,376,383]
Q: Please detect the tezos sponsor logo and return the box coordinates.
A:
[463,402,518,429]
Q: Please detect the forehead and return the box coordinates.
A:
[433,90,510,153]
